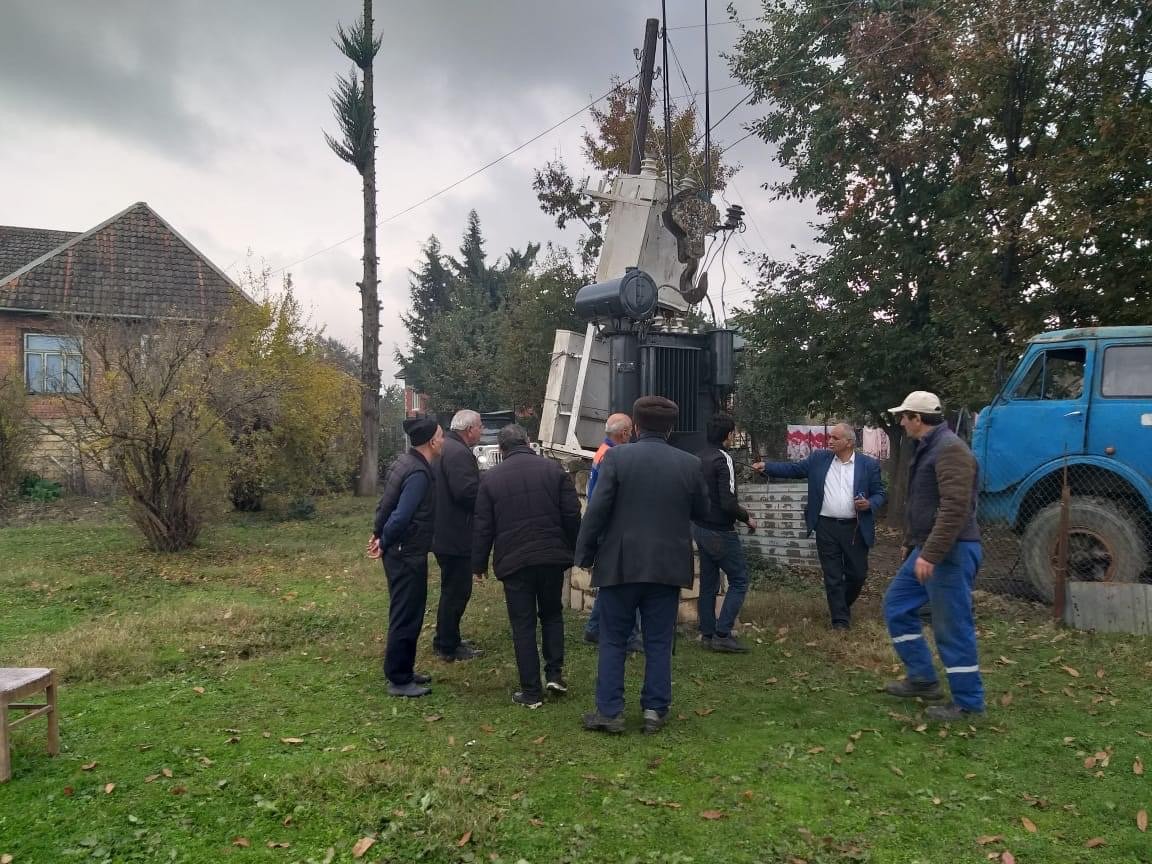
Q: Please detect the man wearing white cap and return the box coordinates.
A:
[882,391,984,721]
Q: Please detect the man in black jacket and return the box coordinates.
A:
[368,415,443,698]
[574,396,711,735]
[694,414,757,653]
[432,409,483,662]
[472,425,582,708]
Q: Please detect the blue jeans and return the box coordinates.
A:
[584,594,641,645]
[595,583,680,717]
[883,542,984,711]
[692,525,750,637]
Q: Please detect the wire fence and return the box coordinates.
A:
[730,448,1152,627]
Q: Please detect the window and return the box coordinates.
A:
[1012,347,1086,400]
[1101,345,1152,397]
[24,334,83,394]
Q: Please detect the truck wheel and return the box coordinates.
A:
[1021,497,1149,604]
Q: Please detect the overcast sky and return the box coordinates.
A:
[0,0,817,380]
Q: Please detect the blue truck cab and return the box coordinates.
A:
[972,327,1152,601]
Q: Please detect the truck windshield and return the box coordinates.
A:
[1012,347,1086,400]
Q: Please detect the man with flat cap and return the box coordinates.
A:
[368,414,444,697]
[574,396,710,735]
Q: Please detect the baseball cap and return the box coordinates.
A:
[888,390,943,415]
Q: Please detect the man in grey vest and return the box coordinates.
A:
[368,415,443,697]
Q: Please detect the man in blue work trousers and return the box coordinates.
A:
[882,391,984,721]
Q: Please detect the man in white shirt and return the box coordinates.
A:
[753,423,887,629]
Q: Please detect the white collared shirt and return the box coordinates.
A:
[820,452,856,519]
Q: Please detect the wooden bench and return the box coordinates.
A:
[1,668,59,782]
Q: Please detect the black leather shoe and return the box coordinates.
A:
[437,645,482,662]
[582,711,625,734]
[884,678,943,700]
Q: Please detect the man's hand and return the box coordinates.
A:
[914,556,935,584]
[854,495,871,512]
[366,534,382,560]
[751,461,765,473]
[900,544,912,562]
[745,516,757,534]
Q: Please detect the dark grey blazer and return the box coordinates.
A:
[574,432,710,588]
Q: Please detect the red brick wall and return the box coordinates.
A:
[0,312,76,420]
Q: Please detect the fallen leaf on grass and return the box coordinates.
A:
[81,761,97,771]
[1137,810,1147,832]
[1084,756,1098,769]
[340,744,356,752]
[695,707,715,717]
[280,737,304,745]
[226,736,240,744]
[742,790,754,801]
[964,773,977,779]
[1134,758,1144,776]
[890,766,904,777]
[63,786,73,797]
[480,724,495,734]
[351,837,376,858]
[104,783,116,794]
[170,785,187,795]
[232,837,250,848]
[1020,817,1037,833]
[423,714,442,723]
[914,724,928,734]
[144,773,160,783]
[1095,668,1105,679]
[1000,692,1013,707]
[700,810,727,820]
[1061,666,1081,678]
[807,747,825,755]
[1084,837,1106,848]
[192,687,205,695]
[1001,853,1016,864]
[456,830,472,847]
[844,742,855,754]
[975,835,1002,845]
[529,818,545,827]
[532,735,547,745]
[282,817,293,827]
[267,840,290,849]
[997,656,1017,665]
[162,768,173,778]
[1,854,12,863]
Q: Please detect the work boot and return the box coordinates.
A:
[437,644,482,662]
[512,691,543,709]
[709,634,749,654]
[582,711,625,734]
[545,677,569,695]
[387,681,431,698]
[884,678,943,700]
[925,702,984,722]
[642,709,667,736]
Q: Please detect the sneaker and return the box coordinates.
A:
[583,630,599,645]
[387,681,431,698]
[461,639,484,653]
[412,672,432,685]
[925,702,984,722]
[512,691,543,709]
[709,634,750,654]
[545,678,568,695]
[642,709,667,735]
[884,678,943,700]
[437,645,482,662]
[582,711,625,734]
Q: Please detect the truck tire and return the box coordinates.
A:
[1021,497,1149,604]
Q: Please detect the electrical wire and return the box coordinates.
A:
[271,73,640,275]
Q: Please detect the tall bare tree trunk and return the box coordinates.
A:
[356,0,381,496]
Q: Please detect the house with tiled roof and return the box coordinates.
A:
[0,202,251,481]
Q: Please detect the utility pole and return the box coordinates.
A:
[628,17,660,174]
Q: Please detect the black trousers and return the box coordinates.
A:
[501,565,566,698]
[433,553,474,655]
[814,516,870,626]
[383,550,429,685]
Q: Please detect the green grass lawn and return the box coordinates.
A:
[1,496,1149,864]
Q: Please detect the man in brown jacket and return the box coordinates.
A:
[882,391,984,721]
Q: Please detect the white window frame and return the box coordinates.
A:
[24,333,84,394]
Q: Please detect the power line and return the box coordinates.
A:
[272,73,640,275]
